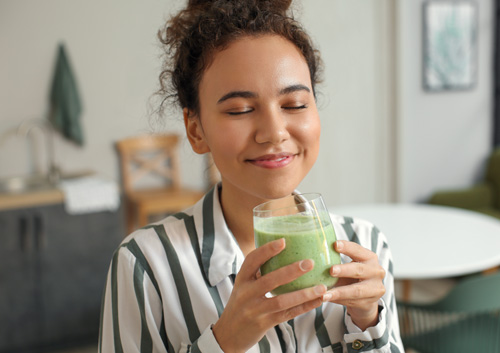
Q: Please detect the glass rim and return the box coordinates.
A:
[253,193,323,215]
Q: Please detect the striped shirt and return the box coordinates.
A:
[99,186,404,352]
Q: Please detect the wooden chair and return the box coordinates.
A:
[115,134,204,234]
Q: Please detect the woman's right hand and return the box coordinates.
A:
[212,238,327,353]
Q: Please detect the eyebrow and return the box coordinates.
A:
[216,84,311,105]
[279,84,311,95]
[217,91,257,104]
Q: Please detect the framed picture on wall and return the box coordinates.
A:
[423,1,478,92]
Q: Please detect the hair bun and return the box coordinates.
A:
[187,0,211,8]
[187,0,292,14]
[260,0,292,14]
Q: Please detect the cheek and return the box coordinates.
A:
[205,122,250,160]
[298,114,321,156]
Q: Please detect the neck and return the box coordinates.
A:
[219,183,268,257]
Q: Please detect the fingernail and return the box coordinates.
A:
[299,259,314,271]
[335,240,343,251]
[330,265,340,276]
[273,238,285,250]
[314,284,326,296]
[323,292,333,302]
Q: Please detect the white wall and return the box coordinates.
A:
[0,0,204,189]
[0,0,391,206]
[397,0,494,202]
[1,0,494,206]
[298,0,394,206]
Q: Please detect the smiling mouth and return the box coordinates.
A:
[247,153,296,169]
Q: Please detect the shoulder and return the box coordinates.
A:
[330,213,389,254]
[115,211,196,265]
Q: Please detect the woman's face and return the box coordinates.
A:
[186,35,321,203]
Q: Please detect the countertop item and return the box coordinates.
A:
[0,170,97,211]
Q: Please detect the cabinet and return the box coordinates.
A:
[0,203,124,352]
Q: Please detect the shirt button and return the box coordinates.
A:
[352,340,364,350]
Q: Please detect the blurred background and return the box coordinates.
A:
[0,0,497,352]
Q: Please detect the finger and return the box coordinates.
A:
[334,240,378,263]
[262,283,327,314]
[239,238,285,280]
[323,280,385,304]
[257,259,315,295]
[330,262,386,280]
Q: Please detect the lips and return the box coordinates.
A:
[247,152,296,169]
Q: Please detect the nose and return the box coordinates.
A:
[254,108,290,145]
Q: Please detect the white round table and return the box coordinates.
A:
[330,204,500,280]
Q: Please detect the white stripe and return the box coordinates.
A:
[142,272,168,353]
[294,310,322,352]
[168,219,219,330]
[136,227,190,350]
[116,250,143,348]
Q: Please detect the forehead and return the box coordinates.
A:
[199,35,312,98]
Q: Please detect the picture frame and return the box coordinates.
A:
[423,1,478,92]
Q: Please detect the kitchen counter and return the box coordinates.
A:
[0,188,64,211]
[0,170,99,211]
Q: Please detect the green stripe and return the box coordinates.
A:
[133,261,153,353]
[287,320,298,353]
[174,212,225,317]
[370,226,380,253]
[388,259,394,276]
[274,325,287,352]
[258,336,271,353]
[341,217,360,244]
[127,238,175,351]
[110,248,124,353]
[346,326,389,352]
[314,306,331,348]
[390,341,402,353]
[153,224,201,342]
[390,293,396,313]
[126,239,161,296]
[191,341,201,353]
[332,342,343,353]
[202,188,216,282]
[232,256,238,274]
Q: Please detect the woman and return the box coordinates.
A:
[99,0,404,352]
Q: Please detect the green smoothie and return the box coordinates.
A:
[254,214,341,295]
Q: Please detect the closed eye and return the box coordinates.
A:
[227,109,254,116]
[283,104,307,110]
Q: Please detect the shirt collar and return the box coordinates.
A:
[191,186,302,287]
[192,184,244,287]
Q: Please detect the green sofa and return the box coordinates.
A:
[429,148,500,220]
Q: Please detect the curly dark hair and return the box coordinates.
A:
[157,0,322,117]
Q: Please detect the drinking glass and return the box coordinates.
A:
[253,193,341,295]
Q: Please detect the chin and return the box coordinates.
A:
[251,179,300,202]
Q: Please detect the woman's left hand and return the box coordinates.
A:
[323,240,386,331]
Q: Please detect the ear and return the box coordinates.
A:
[184,108,210,154]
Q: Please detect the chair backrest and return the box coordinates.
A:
[115,134,181,193]
[486,147,500,208]
[427,272,500,313]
